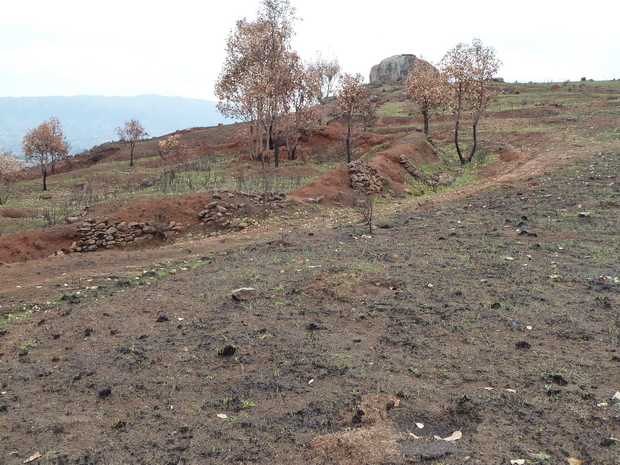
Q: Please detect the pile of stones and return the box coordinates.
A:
[198,188,288,229]
[69,217,183,253]
[347,159,386,194]
[198,200,246,229]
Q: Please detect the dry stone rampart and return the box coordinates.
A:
[198,188,288,229]
[399,154,454,188]
[70,217,183,253]
[348,159,386,194]
[399,154,423,178]
[69,188,290,253]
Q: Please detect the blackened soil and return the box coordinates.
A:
[1,152,620,464]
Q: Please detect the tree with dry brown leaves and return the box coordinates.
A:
[337,73,372,163]
[281,57,322,160]
[403,63,448,136]
[116,119,148,167]
[22,117,69,191]
[439,38,501,164]
[158,134,186,162]
[0,151,24,203]
[216,0,295,167]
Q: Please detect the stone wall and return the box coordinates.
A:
[198,188,287,229]
[69,188,292,253]
[399,154,423,178]
[399,154,454,188]
[348,159,386,194]
[70,217,183,253]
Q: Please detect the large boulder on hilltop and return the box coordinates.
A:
[369,54,434,86]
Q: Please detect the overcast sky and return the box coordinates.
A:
[1,0,618,101]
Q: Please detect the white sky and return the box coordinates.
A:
[1,0,618,101]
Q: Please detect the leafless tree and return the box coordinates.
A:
[439,38,501,164]
[355,193,375,234]
[116,119,148,167]
[311,53,341,104]
[22,117,69,191]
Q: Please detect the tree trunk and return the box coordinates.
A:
[466,122,479,163]
[273,119,279,168]
[422,110,430,136]
[465,111,482,163]
[454,118,466,165]
[346,118,352,163]
[42,168,48,191]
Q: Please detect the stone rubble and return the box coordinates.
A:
[347,159,386,194]
[399,154,423,178]
[198,188,288,229]
[399,154,454,188]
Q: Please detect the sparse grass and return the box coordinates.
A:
[19,339,41,350]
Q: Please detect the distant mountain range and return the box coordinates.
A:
[0,95,235,157]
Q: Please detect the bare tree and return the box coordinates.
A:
[355,193,375,234]
[0,151,24,203]
[403,63,448,136]
[311,53,341,104]
[22,117,69,191]
[116,120,148,167]
[439,38,501,164]
[337,73,370,163]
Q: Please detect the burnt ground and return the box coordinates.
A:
[1,145,619,464]
[1,82,620,464]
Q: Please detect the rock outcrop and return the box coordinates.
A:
[369,54,434,86]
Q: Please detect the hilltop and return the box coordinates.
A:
[0,81,619,464]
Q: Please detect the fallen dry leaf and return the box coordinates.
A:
[415,422,424,429]
[216,413,228,419]
[443,431,462,441]
[510,460,525,465]
[567,458,583,465]
[24,452,41,463]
